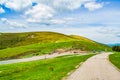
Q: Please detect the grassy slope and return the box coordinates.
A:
[0,32,74,49]
[0,32,111,60]
[0,54,94,80]
[0,41,74,60]
[70,35,110,50]
[109,52,120,69]
[0,32,110,50]
[0,41,111,60]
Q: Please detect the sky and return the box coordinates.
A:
[0,0,120,44]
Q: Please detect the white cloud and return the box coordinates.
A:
[53,0,82,11]
[117,34,120,37]
[63,17,75,21]
[1,0,105,14]
[24,0,104,24]
[50,17,75,24]
[32,0,94,11]
[97,26,120,40]
[1,0,103,12]
[98,27,120,34]
[25,3,55,23]
[50,19,66,24]
[84,2,103,11]
[2,0,32,11]
[0,7,5,13]
[0,0,104,25]
[1,18,28,28]
[0,0,6,4]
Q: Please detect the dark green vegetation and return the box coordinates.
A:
[0,32,111,60]
[0,54,94,80]
[109,52,120,69]
[112,46,120,52]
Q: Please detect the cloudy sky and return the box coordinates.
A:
[0,0,120,44]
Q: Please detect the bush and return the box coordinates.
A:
[112,46,120,52]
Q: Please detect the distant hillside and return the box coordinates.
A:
[0,32,110,50]
[69,35,111,51]
[0,32,74,49]
[0,31,111,60]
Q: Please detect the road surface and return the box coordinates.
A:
[66,52,120,80]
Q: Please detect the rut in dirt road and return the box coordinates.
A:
[66,52,120,80]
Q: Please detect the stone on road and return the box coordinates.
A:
[66,52,120,80]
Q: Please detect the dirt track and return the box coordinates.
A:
[0,52,86,65]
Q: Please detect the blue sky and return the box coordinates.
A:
[0,0,120,44]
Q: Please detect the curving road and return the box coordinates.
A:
[66,52,120,80]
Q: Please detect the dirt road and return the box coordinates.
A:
[0,52,87,65]
[66,52,120,80]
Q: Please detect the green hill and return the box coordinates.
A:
[0,32,74,49]
[0,31,111,60]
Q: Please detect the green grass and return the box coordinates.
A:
[0,31,110,50]
[109,52,120,69]
[0,32,74,49]
[0,41,111,60]
[0,54,95,80]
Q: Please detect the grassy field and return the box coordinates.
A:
[0,41,111,60]
[109,52,120,69]
[0,54,95,80]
